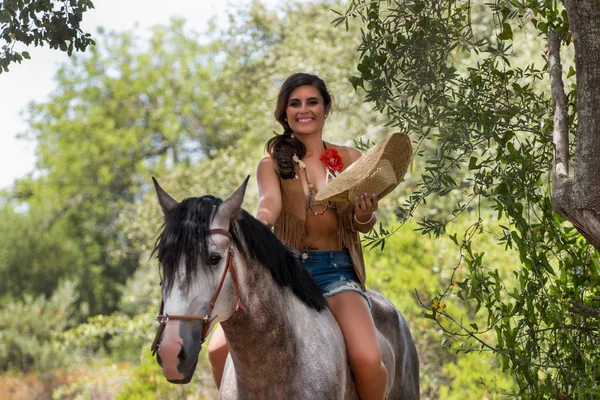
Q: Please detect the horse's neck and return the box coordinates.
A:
[220,258,310,382]
[219,255,360,398]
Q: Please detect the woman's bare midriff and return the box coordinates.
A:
[303,208,341,250]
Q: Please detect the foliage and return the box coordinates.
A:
[115,350,217,400]
[51,362,132,400]
[0,0,95,72]
[0,281,76,376]
[339,0,599,397]
[365,214,518,398]
[56,262,161,363]
[0,202,81,299]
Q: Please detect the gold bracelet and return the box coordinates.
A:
[354,213,374,225]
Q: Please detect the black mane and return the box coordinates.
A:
[154,195,326,311]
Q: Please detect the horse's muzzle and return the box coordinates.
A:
[156,342,202,384]
[166,359,198,384]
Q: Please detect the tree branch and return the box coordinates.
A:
[548,29,570,182]
[569,300,600,318]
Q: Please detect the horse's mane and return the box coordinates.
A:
[154,195,326,311]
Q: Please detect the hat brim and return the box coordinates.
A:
[314,133,412,204]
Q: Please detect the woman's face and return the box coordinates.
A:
[285,85,329,136]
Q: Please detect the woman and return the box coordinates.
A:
[207,72,387,400]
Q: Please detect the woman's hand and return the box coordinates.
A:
[353,193,378,231]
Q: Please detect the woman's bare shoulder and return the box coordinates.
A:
[258,155,276,165]
[257,155,279,175]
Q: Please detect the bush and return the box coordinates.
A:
[0,281,76,377]
[116,349,217,400]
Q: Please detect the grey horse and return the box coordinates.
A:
[151,178,420,399]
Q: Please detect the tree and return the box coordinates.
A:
[337,0,599,397]
[551,2,600,250]
[6,19,244,316]
[0,0,95,72]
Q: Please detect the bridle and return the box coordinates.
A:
[151,228,248,356]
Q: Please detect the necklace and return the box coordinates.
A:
[292,147,331,216]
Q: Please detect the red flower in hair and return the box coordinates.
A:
[320,148,344,173]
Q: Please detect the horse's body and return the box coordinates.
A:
[151,178,419,399]
[219,286,419,400]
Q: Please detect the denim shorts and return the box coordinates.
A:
[301,250,371,308]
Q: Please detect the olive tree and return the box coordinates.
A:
[337,0,600,397]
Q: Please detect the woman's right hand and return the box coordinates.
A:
[353,192,378,231]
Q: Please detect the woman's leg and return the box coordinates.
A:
[207,325,229,389]
[326,292,388,400]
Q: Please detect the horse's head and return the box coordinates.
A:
[151,177,249,383]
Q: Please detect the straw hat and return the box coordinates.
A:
[314,133,412,204]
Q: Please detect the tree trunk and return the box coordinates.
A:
[552,0,600,251]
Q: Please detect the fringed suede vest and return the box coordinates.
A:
[273,144,367,291]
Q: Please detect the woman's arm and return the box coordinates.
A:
[256,157,282,228]
[346,147,378,233]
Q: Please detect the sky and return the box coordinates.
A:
[0,0,278,189]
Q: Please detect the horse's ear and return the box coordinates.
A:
[218,176,250,222]
[152,177,178,214]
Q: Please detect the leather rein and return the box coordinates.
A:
[151,228,248,356]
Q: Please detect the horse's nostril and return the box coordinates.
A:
[178,346,186,363]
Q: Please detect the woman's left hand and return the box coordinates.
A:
[354,192,378,223]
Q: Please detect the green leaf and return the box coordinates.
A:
[0,10,10,23]
[468,156,478,170]
[537,22,548,33]
[500,23,513,40]
[349,75,363,90]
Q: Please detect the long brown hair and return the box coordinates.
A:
[265,73,333,179]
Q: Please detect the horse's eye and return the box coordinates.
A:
[208,253,222,266]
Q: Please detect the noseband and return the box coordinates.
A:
[151,228,248,356]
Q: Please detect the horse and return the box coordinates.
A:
[150,177,420,399]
